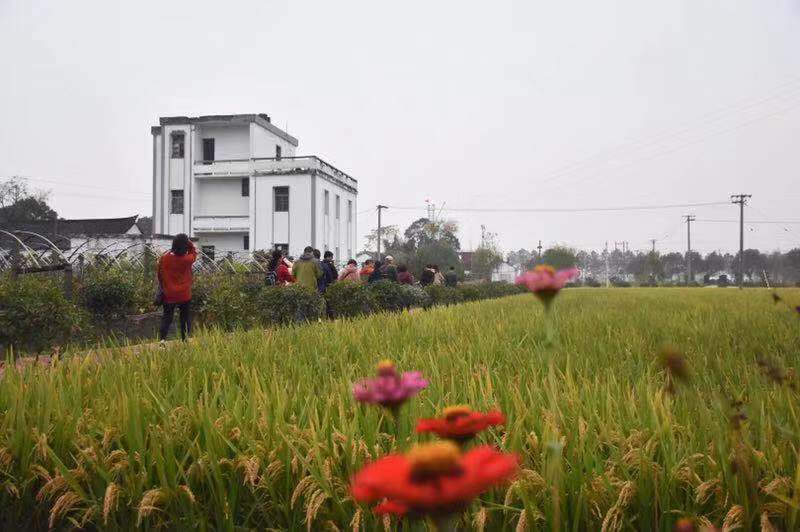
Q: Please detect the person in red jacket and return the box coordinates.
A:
[267,249,295,285]
[157,234,197,341]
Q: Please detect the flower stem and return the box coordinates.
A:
[430,514,458,532]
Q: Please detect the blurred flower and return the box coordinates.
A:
[674,518,694,532]
[515,265,578,307]
[795,305,800,315]
[416,406,505,443]
[351,442,518,516]
[353,360,428,409]
[660,347,690,382]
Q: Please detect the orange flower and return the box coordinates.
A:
[351,442,518,516]
[416,406,505,442]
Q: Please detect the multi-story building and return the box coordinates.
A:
[151,113,358,260]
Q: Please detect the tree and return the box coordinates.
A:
[471,230,503,280]
[0,177,57,223]
[403,218,460,251]
[704,251,726,275]
[361,225,399,258]
[662,252,685,280]
[739,248,766,283]
[541,246,577,270]
[506,248,532,269]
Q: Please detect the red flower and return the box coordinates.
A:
[416,406,505,442]
[351,442,518,516]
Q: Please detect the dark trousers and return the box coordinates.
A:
[160,301,191,341]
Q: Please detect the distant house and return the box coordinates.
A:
[151,113,358,259]
[0,215,172,260]
[491,262,519,283]
[459,251,474,274]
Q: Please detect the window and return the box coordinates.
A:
[274,243,289,253]
[335,246,340,260]
[335,195,340,219]
[324,190,329,215]
[347,248,352,260]
[202,138,215,162]
[243,235,250,250]
[201,245,215,261]
[170,190,184,214]
[170,132,185,158]
[347,200,353,222]
[274,186,289,212]
[241,177,249,197]
[275,145,282,160]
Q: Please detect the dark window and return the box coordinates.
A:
[335,195,340,219]
[324,190,329,215]
[243,235,250,250]
[170,132,185,158]
[275,145,282,160]
[170,190,184,214]
[202,138,215,161]
[348,200,353,222]
[201,245,215,261]
[241,177,249,197]
[274,186,289,212]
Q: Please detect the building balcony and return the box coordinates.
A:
[193,156,357,192]
[193,215,249,232]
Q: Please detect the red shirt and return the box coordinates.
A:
[158,242,197,303]
[276,262,295,284]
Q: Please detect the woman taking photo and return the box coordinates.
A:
[157,234,197,342]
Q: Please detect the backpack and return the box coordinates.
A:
[265,270,278,286]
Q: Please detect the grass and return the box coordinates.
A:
[1,287,799,530]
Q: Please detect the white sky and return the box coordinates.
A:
[1,0,799,255]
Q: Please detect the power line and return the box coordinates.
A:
[384,200,730,214]
[532,77,800,190]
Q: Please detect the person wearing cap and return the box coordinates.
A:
[379,255,398,282]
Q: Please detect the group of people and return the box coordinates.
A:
[155,234,462,342]
[264,247,459,292]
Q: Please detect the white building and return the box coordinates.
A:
[491,262,519,283]
[151,113,358,260]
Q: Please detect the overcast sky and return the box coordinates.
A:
[1,0,799,255]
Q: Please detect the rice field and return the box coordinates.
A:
[1,288,799,530]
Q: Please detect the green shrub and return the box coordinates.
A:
[457,284,483,302]
[0,275,85,354]
[324,281,376,319]
[255,284,324,325]
[194,275,258,330]
[80,268,138,321]
[401,284,432,308]
[366,280,409,312]
[424,284,464,306]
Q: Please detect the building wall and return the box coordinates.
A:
[195,178,249,216]
[193,125,250,160]
[252,174,313,257]
[251,122,297,159]
[194,232,248,254]
[159,123,192,236]
[315,178,357,262]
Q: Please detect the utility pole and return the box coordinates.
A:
[683,214,696,285]
[536,240,543,263]
[604,241,610,287]
[376,205,388,261]
[730,194,751,289]
[650,239,657,253]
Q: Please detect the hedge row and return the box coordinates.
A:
[0,269,526,355]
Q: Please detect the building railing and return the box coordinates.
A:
[192,215,250,232]
[193,156,357,191]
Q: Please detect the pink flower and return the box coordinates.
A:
[516,265,578,306]
[353,360,428,408]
